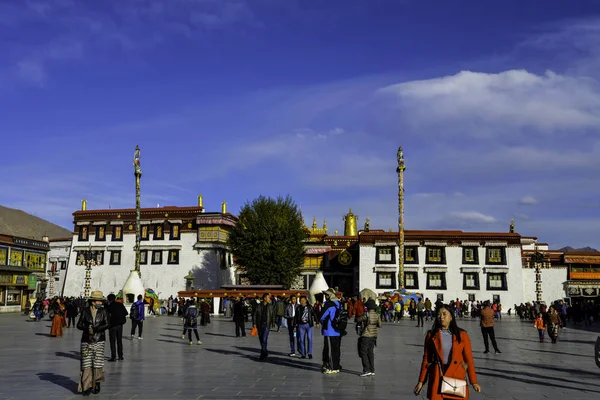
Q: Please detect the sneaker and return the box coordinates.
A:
[131,335,135,339]
[370,372,375,376]
[360,372,371,377]
[197,340,202,345]
[138,337,142,340]
[495,350,502,354]
[330,370,340,374]
[322,369,332,374]
[182,335,186,339]
[189,341,193,345]
[289,353,296,357]
[308,354,313,359]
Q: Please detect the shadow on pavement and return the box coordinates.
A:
[518,347,590,358]
[156,338,188,345]
[474,356,600,378]
[55,351,80,360]
[35,333,53,337]
[36,373,78,394]
[205,332,237,338]
[477,369,600,394]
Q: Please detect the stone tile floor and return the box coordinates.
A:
[0,313,599,400]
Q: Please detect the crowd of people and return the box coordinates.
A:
[28,291,599,399]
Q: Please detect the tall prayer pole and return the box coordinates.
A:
[397,146,406,289]
[134,145,142,277]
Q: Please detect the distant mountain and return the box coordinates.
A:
[559,246,599,252]
[0,205,72,240]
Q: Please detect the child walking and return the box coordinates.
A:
[534,313,546,343]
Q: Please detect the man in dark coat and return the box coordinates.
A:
[253,293,274,360]
[106,294,128,361]
[233,296,246,337]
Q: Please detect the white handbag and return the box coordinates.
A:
[435,346,467,398]
[440,376,467,398]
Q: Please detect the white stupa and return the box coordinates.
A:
[122,270,145,307]
[308,270,329,305]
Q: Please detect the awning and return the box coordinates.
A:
[484,267,509,273]
[424,266,448,272]
[563,281,600,297]
[374,266,397,272]
[460,267,482,273]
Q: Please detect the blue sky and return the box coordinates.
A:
[1,0,600,249]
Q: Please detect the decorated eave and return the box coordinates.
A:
[0,234,50,251]
[196,212,238,227]
[73,205,205,222]
[178,289,309,299]
[358,230,522,245]
[564,252,600,265]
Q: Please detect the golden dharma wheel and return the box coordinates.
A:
[224,293,228,296]
[209,293,213,296]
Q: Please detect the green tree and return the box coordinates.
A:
[228,195,306,288]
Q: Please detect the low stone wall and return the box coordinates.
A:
[0,305,22,313]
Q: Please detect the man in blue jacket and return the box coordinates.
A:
[320,288,342,374]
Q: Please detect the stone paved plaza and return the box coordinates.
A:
[1,313,599,400]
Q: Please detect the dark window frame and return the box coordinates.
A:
[404,246,419,264]
[375,271,396,289]
[426,246,446,264]
[151,250,162,265]
[140,250,148,265]
[167,249,180,265]
[462,272,480,290]
[109,250,121,265]
[60,261,67,270]
[78,226,89,241]
[93,251,104,265]
[112,225,123,241]
[486,273,508,291]
[404,271,419,289]
[462,246,479,264]
[154,224,164,240]
[486,247,507,265]
[141,225,150,241]
[426,272,447,290]
[170,224,181,240]
[468,294,476,302]
[375,246,395,264]
[95,225,106,241]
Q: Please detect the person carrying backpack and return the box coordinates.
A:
[182,299,202,345]
[130,295,145,340]
[320,288,344,374]
[357,299,382,377]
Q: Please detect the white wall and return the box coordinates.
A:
[63,230,234,299]
[358,243,527,308]
[47,240,72,297]
[358,245,398,294]
[521,268,568,305]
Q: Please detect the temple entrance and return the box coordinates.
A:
[323,271,355,297]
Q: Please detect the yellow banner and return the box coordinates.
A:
[570,272,600,280]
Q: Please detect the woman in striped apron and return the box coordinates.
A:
[76,290,109,396]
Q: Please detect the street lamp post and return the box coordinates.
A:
[77,243,98,298]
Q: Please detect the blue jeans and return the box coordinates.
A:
[258,326,270,358]
[297,323,312,356]
[34,310,42,321]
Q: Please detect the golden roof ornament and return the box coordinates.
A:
[364,217,370,232]
[343,208,357,236]
[510,218,515,233]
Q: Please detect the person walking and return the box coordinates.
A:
[182,299,202,345]
[547,306,561,344]
[320,288,343,374]
[534,313,546,343]
[130,294,145,340]
[295,296,318,359]
[285,295,298,356]
[480,301,501,354]
[357,299,382,377]
[233,296,246,337]
[414,304,481,399]
[253,293,274,360]
[416,298,425,327]
[77,291,109,396]
[106,294,128,362]
[50,299,66,337]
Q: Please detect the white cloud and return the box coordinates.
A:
[519,196,539,205]
[448,211,497,224]
[380,69,600,134]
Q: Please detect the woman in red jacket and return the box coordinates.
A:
[414,304,481,399]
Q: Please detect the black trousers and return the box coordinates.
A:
[481,326,499,351]
[417,311,424,326]
[131,320,143,337]
[234,318,246,337]
[183,328,200,341]
[67,315,76,327]
[109,325,123,359]
[358,337,376,373]
[322,336,341,370]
